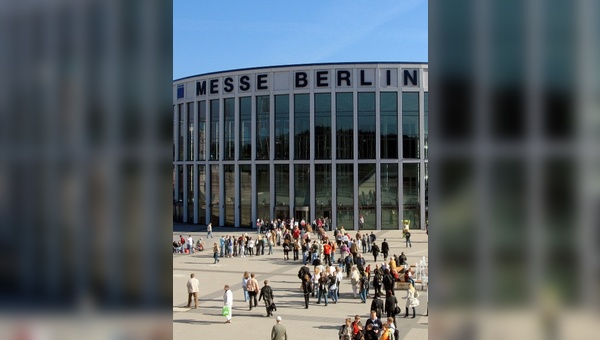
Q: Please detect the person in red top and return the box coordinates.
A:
[351,315,364,336]
[293,227,301,240]
[323,242,332,266]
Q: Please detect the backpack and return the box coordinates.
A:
[345,256,353,266]
[393,328,400,340]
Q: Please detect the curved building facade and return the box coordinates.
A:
[173,62,428,230]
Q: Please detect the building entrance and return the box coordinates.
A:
[274,206,289,221]
[294,206,309,224]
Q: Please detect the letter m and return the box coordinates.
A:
[196,80,207,96]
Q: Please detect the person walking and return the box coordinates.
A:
[241,271,250,302]
[371,242,380,263]
[246,273,259,310]
[207,222,213,238]
[187,235,193,254]
[301,274,311,309]
[186,273,199,309]
[338,317,353,340]
[405,230,412,248]
[381,238,389,260]
[259,280,275,317]
[370,294,384,319]
[212,243,220,264]
[404,283,420,318]
[271,316,288,340]
[384,290,399,325]
[223,284,233,323]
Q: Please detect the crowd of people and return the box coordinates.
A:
[179,218,425,339]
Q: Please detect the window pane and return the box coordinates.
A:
[256,165,271,221]
[239,97,251,160]
[358,163,376,229]
[240,165,252,227]
[224,165,235,226]
[275,95,290,160]
[424,92,428,159]
[315,164,332,219]
[187,165,194,222]
[187,102,194,161]
[224,98,235,160]
[256,96,270,160]
[178,104,184,160]
[336,164,354,227]
[210,164,220,225]
[381,164,399,230]
[402,93,419,159]
[210,100,219,160]
[275,164,289,219]
[294,94,310,160]
[403,163,420,229]
[336,93,353,159]
[198,101,206,160]
[295,164,310,206]
[358,93,375,159]
[197,165,206,224]
[314,93,331,159]
[380,92,398,159]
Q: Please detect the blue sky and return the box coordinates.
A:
[173,0,427,80]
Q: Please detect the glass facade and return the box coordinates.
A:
[294,94,310,160]
[210,100,219,160]
[198,101,206,160]
[256,165,271,221]
[358,93,376,159]
[336,164,354,227]
[187,102,194,161]
[314,164,332,219]
[174,64,427,230]
[187,165,194,223]
[314,93,331,159]
[336,93,353,159]
[275,95,290,160]
[178,104,184,161]
[403,163,420,229]
[358,163,377,229]
[210,164,220,225]
[274,164,289,219]
[380,92,398,159]
[239,165,251,227]
[256,96,270,160]
[381,164,399,230]
[224,165,235,226]
[239,97,251,160]
[197,165,206,223]
[224,98,235,160]
[295,164,310,207]
[402,93,419,159]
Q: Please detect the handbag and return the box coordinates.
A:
[393,304,401,315]
[222,306,231,316]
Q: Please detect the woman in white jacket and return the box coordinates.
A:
[404,283,420,318]
[223,284,234,323]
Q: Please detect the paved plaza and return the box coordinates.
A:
[173,226,428,339]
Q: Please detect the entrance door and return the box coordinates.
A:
[275,206,289,221]
[295,206,309,224]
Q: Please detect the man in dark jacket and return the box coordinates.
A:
[381,239,389,260]
[365,310,383,338]
[382,269,395,296]
[258,280,275,317]
[384,290,399,325]
[371,243,380,263]
[370,296,384,319]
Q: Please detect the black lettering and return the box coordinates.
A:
[295,72,308,88]
[386,70,391,86]
[337,70,351,86]
[257,74,268,90]
[196,80,207,96]
[210,79,219,94]
[360,70,372,85]
[224,77,234,92]
[403,70,418,86]
[239,75,250,91]
[316,71,329,87]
